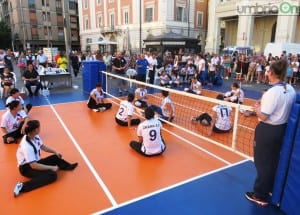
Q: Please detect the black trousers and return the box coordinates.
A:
[2,122,24,143]
[25,80,42,95]
[148,69,155,84]
[129,140,166,157]
[19,155,74,193]
[253,122,286,199]
[87,98,112,110]
[115,117,140,126]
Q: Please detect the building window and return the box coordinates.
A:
[196,12,203,27]
[145,7,153,22]
[57,14,63,26]
[97,14,102,28]
[86,38,92,43]
[84,17,89,29]
[42,0,49,6]
[28,0,35,9]
[124,10,129,24]
[56,0,62,9]
[110,13,115,30]
[83,0,88,9]
[69,0,77,10]
[176,6,187,22]
[31,26,38,39]
[42,12,50,21]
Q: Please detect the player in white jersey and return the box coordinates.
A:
[129,107,166,156]
[87,83,112,112]
[149,90,175,122]
[134,85,148,108]
[224,82,244,104]
[13,120,78,197]
[6,88,32,114]
[115,93,141,128]
[1,100,29,143]
[209,94,232,135]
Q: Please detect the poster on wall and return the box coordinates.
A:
[43,47,58,63]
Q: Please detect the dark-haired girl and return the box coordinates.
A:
[1,100,29,144]
[13,120,78,197]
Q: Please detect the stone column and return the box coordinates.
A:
[236,15,254,46]
[275,14,298,42]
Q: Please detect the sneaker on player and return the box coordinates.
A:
[245,192,269,207]
[14,182,23,197]
[99,107,106,112]
[93,109,100,112]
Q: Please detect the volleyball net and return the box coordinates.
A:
[102,71,257,158]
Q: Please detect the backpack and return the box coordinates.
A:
[198,113,212,126]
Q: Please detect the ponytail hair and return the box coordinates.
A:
[6,100,20,110]
[25,120,40,135]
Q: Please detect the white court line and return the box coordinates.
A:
[43,96,118,207]
[92,159,250,215]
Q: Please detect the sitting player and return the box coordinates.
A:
[129,107,166,156]
[134,84,148,108]
[224,82,244,104]
[87,83,112,112]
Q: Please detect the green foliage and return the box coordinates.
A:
[0,20,12,49]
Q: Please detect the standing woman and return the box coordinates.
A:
[17,51,27,75]
[13,120,78,197]
[87,83,112,112]
[245,60,296,206]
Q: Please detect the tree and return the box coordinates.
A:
[0,20,12,49]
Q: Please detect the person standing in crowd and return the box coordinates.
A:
[135,53,149,83]
[1,100,29,144]
[26,49,36,66]
[87,83,112,112]
[13,120,78,197]
[36,50,48,68]
[57,51,68,72]
[149,90,175,123]
[6,88,32,114]
[0,49,6,74]
[17,51,27,75]
[115,93,141,128]
[112,52,128,95]
[245,59,296,207]
[4,48,14,72]
[22,64,43,96]
[70,51,80,77]
[147,53,158,85]
[129,107,166,156]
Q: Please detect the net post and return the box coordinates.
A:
[231,103,240,151]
